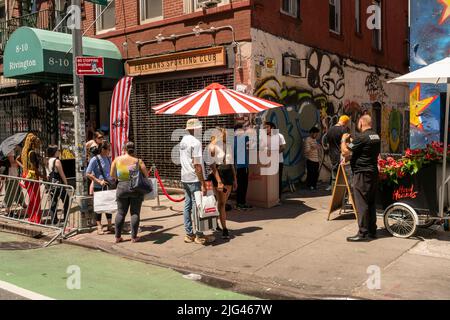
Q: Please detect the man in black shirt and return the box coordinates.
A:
[341,115,381,242]
[325,116,350,191]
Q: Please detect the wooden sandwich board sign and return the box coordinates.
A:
[327,163,359,221]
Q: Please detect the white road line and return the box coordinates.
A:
[0,280,54,300]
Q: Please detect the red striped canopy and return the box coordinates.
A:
[152,83,283,116]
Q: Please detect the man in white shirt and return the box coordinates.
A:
[179,118,210,245]
[264,122,287,202]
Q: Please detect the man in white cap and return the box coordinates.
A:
[179,118,212,245]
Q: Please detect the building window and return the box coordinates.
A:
[96,0,115,33]
[329,0,341,34]
[140,0,163,23]
[355,0,361,34]
[185,0,229,13]
[281,0,299,18]
[372,0,382,50]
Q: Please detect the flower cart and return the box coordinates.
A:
[377,142,449,238]
[387,57,450,238]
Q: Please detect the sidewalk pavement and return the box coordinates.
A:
[68,189,450,300]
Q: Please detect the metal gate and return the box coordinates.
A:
[129,72,235,186]
[0,87,57,148]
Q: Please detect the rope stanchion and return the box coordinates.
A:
[154,168,185,203]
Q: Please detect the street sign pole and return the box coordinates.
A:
[71,0,86,197]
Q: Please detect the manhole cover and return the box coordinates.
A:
[0,241,42,250]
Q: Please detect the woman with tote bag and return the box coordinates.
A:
[110,142,149,243]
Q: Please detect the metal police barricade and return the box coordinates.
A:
[0,174,75,246]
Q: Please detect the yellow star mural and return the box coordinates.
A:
[438,0,450,25]
[410,84,438,130]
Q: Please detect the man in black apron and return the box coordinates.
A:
[341,115,381,242]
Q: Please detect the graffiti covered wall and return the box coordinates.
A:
[409,0,450,149]
[250,29,409,187]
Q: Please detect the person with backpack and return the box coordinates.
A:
[86,141,115,235]
[110,141,149,243]
[45,145,70,225]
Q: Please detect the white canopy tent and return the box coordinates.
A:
[388,56,450,217]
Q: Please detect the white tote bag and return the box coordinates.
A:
[94,189,117,213]
[194,191,219,219]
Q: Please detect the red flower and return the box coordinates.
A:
[405,149,413,158]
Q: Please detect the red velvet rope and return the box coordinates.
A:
[153,169,185,203]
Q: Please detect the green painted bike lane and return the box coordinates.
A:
[0,233,255,300]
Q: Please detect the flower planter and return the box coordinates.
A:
[377,163,438,215]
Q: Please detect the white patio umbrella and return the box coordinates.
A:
[388,56,450,217]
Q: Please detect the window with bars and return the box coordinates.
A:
[129,72,235,185]
[329,0,341,34]
[281,0,299,18]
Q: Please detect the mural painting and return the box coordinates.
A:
[254,76,334,186]
[307,50,345,99]
[410,0,450,149]
[250,28,409,187]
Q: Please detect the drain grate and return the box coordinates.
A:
[0,241,42,250]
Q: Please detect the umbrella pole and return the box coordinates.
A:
[440,79,450,218]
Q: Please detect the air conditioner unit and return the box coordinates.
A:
[197,0,221,9]
[283,56,304,78]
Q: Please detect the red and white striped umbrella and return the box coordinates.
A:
[152,83,283,116]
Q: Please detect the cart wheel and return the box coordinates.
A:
[384,203,418,238]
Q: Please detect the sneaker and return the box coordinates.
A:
[236,204,245,211]
[326,186,332,191]
[184,234,195,243]
[222,229,230,239]
[194,236,207,245]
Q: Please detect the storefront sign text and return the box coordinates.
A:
[126,47,226,76]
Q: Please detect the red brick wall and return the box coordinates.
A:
[82,0,251,60]
[251,0,409,74]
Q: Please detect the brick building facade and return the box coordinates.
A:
[0,0,411,187]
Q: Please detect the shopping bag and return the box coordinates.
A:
[144,178,157,200]
[93,189,117,213]
[194,191,219,219]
